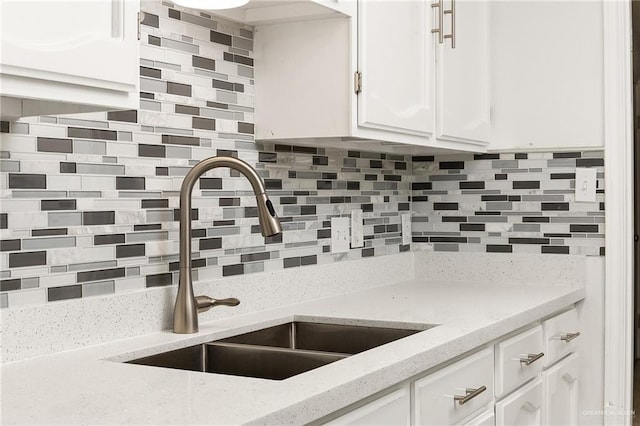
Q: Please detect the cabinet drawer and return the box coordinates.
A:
[495,325,544,398]
[495,378,543,426]
[325,386,410,425]
[458,409,495,426]
[414,347,494,425]
[542,308,580,367]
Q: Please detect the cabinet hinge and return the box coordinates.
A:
[354,71,362,95]
[138,11,144,40]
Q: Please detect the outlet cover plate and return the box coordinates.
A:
[401,214,411,245]
[351,209,363,248]
[575,167,597,202]
[331,217,350,254]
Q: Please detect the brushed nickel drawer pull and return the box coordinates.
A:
[431,1,444,44]
[443,0,456,48]
[520,352,544,366]
[560,332,581,342]
[453,385,486,405]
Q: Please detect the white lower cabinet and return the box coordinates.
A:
[318,307,581,426]
[542,353,579,426]
[495,378,543,426]
[325,387,410,425]
[413,348,494,425]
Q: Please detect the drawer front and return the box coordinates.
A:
[495,325,544,397]
[542,308,580,367]
[325,386,410,425]
[458,409,495,426]
[495,378,543,426]
[414,347,494,425]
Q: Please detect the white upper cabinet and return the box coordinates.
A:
[0,0,140,119]
[436,0,491,145]
[489,0,604,151]
[357,0,434,137]
[255,0,490,153]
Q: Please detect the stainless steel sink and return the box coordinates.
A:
[218,321,426,355]
[127,342,347,380]
[127,320,436,380]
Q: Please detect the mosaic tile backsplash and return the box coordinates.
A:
[0,1,411,309]
[412,151,605,256]
[0,1,605,310]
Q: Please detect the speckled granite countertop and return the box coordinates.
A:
[1,280,584,425]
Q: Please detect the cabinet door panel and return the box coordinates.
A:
[325,387,410,425]
[489,0,603,150]
[437,0,491,145]
[495,378,543,426]
[358,0,434,136]
[543,353,579,426]
[1,0,138,92]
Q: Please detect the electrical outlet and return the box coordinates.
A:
[575,167,597,202]
[331,217,350,254]
[351,209,363,248]
[401,214,411,245]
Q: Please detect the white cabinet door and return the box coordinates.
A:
[358,0,434,137]
[495,378,543,426]
[325,386,410,425]
[489,0,603,151]
[543,353,579,426]
[436,0,491,145]
[0,0,139,116]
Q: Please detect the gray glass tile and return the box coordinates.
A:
[48,212,82,227]
[77,267,125,283]
[8,173,46,189]
[181,11,217,29]
[162,135,200,146]
[83,211,115,225]
[167,81,193,97]
[0,293,8,308]
[9,251,46,268]
[82,280,115,297]
[76,163,125,175]
[37,137,73,153]
[162,38,199,54]
[68,260,117,272]
[68,127,116,141]
[107,110,137,123]
[140,100,162,111]
[22,236,76,250]
[192,55,216,71]
[127,230,169,242]
[48,285,82,302]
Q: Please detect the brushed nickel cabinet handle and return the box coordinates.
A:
[443,0,456,48]
[519,352,544,366]
[431,1,444,44]
[453,385,486,405]
[560,332,581,342]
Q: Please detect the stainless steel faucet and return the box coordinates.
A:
[173,156,282,334]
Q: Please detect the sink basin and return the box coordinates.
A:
[126,320,436,380]
[218,321,426,355]
[127,342,347,380]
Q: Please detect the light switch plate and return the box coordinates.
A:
[351,209,363,248]
[331,217,350,254]
[575,167,597,202]
[401,214,411,245]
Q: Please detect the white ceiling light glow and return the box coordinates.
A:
[172,0,250,10]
